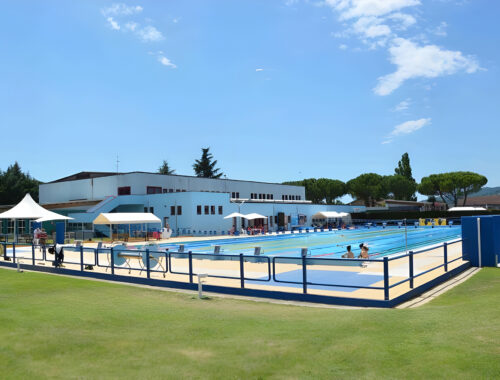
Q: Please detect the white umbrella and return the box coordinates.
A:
[243,213,266,220]
[223,212,245,219]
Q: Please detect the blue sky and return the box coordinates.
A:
[1,0,499,188]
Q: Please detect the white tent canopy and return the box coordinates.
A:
[93,213,161,225]
[0,193,72,221]
[448,207,487,212]
[223,212,245,219]
[242,213,266,220]
[312,211,350,219]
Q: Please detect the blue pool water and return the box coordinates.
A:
[159,226,461,259]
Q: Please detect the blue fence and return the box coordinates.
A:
[0,239,465,302]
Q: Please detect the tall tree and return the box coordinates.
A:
[158,160,175,175]
[395,152,414,181]
[0,162,41,204]
[347,173,387,206]
[384,175,418,201]
[193,148,223,178]
[283,178,346,204]
[418,172,488,206]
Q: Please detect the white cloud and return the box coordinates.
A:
[137,26,164,42]
[101,4,143,17]
[255,68,264,72]
[324,0,420,19]
[125,22,138,31]
[106,17,120,30]
[374,38,480,95]
[393,98,411,111]
[431,21,448,37]
[353,16,391,38]
[389,117,430,136]
[381,139,393,144]
[158,56,176,68]
[339,44,348,50]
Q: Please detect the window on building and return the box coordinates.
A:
[197,205,202,215]
[144,207,148,212]
[168,189,174,193]
[176,189,181,192]
[8,220,14,235]
[204,206,209,215]
[274,215,278,223]
[177,206,182,215]
[182,189,186,192]
[288,215,291,223]
[271,194,274,200]
[149,207,154,213]
[147,186,162,194]
[297,195,301,200]
[218,206,223,215]
[282,195,285,200]
[210,205,215,215]
[269,216,273,227]
[162,189,168,193]
[231,192,235,198]
[118,186,131,196]
[236,192,240,198]
[18,220,25,234]
[291,195,295,200]
[258,194,262,199]
[171,206,176,215]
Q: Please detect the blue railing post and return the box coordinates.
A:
[80,245,84,271]
[239,253,245,288]
[12,242,16,264]
[443,242,448,272]
[110,247,115,275]
[32,244,35,266]
[383,257,389,300]
[2,242,8,260]
[188,251,193,283]
[146,248,151,279]
[409,251,414,289]
[302,256,307,294]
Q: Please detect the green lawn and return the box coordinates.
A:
[0,268,499,379]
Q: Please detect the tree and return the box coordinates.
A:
[418,172,488,207]
[384,175,417,201]
[0,162,41,204]
[283,178,347,204]
[193,148,223,178]
[394,153,416,200]
[347,173,387,206]
[158,160,175,175]
[395,153,414,181]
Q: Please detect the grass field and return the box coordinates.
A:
[1,268,499,379]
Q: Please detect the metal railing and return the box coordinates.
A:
[0,239,464,300]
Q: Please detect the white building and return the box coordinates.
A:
[39,172,365,236]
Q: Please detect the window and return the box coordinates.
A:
[197,205,202,215]
[211,205,215,215]
[8,220,14,234]
[147,186,162,194]
[118,186,131,196]
[204,206,209,215]
[297,195,301,200]
[269,216,273,227]
[218,206,223,215]
[18,220,25,234]
[288,215,291,223]
[149,207,154,213]
[182,189,186,192]
[282,195,285,200]
[176,189,181,192]
[271,194,274,200]
[171,206,176,215]
[177,206,182,215]
[231,192,236,198]
[163,189,168,193]
[168,189,174,193]
[144,207,148,212]
[291,195,295,200]
[258,194,262,199]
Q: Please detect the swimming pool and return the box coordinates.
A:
[159,226,462,258]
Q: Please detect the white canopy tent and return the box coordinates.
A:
[223,212,245,219]
[93,213,162,241]
[0,194,72,242]
[311,211,352,227]
[242,213,267,220]
[448,206,487,212]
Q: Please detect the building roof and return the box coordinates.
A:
[463,195,500,206]
[47,171,304,188]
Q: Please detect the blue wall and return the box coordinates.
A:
[462,215,500,267]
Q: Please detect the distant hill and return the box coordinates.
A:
[469,186,500,197]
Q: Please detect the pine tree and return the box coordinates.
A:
[158,160,175,175]
[394,153,414,181]
[0,162,40,204]
[193,148,223,178]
